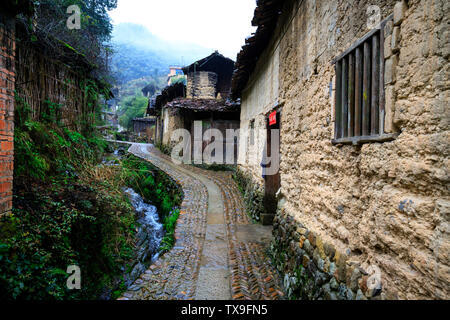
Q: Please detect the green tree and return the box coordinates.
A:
[119,96,149,129]
[20,0,118,81]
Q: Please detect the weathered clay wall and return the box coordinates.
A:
[279,0,448,300]
[161,107,184,146]
[186,71,218,100]
[0,12,15,217]
[132,118,155,134]
[242,0,449,299]
[238,43,280,187]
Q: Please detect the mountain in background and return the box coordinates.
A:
[111,23,213,85]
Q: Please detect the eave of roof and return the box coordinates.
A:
[165,98,240,113]
[150,82,186,109]
[231,0,287,99]
[132,117,156,122]
[182,51,234,74]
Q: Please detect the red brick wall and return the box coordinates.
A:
[0,13,15,216]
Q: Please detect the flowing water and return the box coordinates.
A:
[123,187,164,264]
[100,144,165,297]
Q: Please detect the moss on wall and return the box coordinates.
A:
[233,168,265,222]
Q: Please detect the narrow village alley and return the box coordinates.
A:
[118,143,284,300]
[1,0,448,305]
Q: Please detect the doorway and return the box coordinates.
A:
[262,110,281,225]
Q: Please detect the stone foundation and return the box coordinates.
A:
[271,209,382,300]
[233,168,265,222]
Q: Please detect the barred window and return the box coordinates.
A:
[332,16,397,145]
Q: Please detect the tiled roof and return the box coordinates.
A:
[166,98,240,113]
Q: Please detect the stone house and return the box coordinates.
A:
[231,0,449,300]
[148,82,185,145]
[151,52,240,163]
[167,66,184,86]
[132,117,156,142]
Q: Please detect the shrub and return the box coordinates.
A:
[0,177,137,300]
[119,154,183,253]
[0,96,138,300]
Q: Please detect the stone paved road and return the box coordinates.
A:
[119,143,284,300]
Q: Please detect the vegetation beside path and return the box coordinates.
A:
[0,99,182,300]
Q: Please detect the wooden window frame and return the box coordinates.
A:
[332,14,398,146]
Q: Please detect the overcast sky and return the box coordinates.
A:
[109,0,257,60]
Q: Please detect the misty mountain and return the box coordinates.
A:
[111,23,212,84]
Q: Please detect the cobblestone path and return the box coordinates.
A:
[119,143,284,300]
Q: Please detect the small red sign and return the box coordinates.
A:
[269,111,277,126]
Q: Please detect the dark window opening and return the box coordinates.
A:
[249,119,255,145]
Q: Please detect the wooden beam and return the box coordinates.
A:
[335,61,342,139]
[331,133,400,145]
[354,47,363,137]
[332,14,394,64]
[362,41,371,136]
[371,33,380,135]
[348,52,355,137]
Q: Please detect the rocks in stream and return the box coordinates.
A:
[122,188,164,288]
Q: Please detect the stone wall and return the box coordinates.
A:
[241,0,449,299]
[0,12,15,217]
[186,71,218,99]
[161,107,184,147]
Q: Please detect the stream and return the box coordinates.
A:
[123,187,164,266]
[120,186,165,291]
[102,144,165,295]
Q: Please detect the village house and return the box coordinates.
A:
[131,117,156,142]
[150,51,240,164]
[231,0,449,300]
[167,66,185,86]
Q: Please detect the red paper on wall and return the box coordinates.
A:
[269,111,277,126]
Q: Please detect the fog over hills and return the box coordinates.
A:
[111,23,213,84]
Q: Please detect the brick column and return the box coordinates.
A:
[0,12,15,216]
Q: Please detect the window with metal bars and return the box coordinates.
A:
[332,16,396,145]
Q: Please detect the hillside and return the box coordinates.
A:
[111,23,212,85]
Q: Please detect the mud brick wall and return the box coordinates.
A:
[186,71,218,99]
[276,0,449,300]
[240,0,449,299]
[161,107,184,147]
[0,13,15,216]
